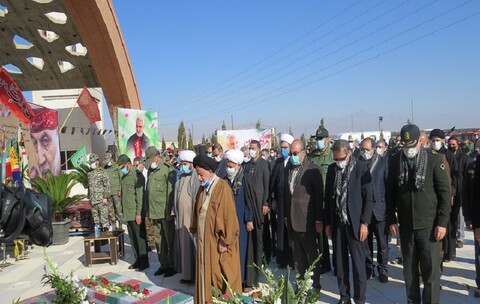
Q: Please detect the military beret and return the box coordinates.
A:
[118,154,130,165]
[89,153,99,164]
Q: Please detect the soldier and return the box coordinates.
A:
[387,124,451,304]
[103,152,123,225]
[308,123,333,274]
[119,154,149,271]
[87,153,110,230]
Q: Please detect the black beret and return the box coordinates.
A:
[429,128,445,140]
[118,154,131,165]
[193,155,218,172]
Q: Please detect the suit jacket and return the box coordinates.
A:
[361,155,388,221]
[284,159,323,233]
[270,157,289,250]
[324,159,374,240]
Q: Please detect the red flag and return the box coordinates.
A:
[76,87,101,124]
[0,68,35,124]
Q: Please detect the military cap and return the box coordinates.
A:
[145,146,160,168]
[104,152,112,162]
[89,153,99,164]
[399,124,420,148]
[429,128,445,140]
[316,126,329,138]
[118,154,131,165]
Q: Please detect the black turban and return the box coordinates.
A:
[429,128,445,140]
[193,155,218,172]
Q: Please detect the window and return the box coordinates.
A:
[60,150,77,171]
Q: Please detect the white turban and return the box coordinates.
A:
[280,133,294,145]
[178,150,196,162]
[225,149,244,165]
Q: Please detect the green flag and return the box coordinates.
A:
[70,146,87,169]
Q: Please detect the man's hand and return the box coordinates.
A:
[325,225,331,239]
[218,240,228,254]
[246,221,254,232]
[475,228,480,242]
[102,198,108,205]
[135,215,142,225]
[359,223,368,242]
[434,226,446,241]
[389,223,399,236]
[315,222,323,233]
[466,220,473,230]
[262,205,269,216]
[271,199,277,211]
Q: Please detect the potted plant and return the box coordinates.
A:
[31,171,86,245]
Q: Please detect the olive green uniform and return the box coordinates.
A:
[387,149,451,304]
[105,163,123,221]
[121,168,148,264]
[146,162,176,271]
[87,167,110,229]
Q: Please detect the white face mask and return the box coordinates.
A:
[361,150,372,160]
[214,155,222,162]
[249,149,257,158]
[403,147,418,159]
[432,141,443,151]
[336,160,348,169]
[150,162,158,169]
[349,142,355,150]
[226,167,237,179]
[376,148,385,156]
[243,156,251,163]
[90,162,97,170]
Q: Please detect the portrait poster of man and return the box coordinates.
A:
[0,103,61,181]
[117,108,158,160]
[216,128,273,151]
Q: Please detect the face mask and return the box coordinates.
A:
[249,149,257,158]
[105,161,112,167]
[243,156,251,163]
[361,150,372,160]
[150,162,158,169]
[336,160,348,169]
[90,162,97,170]
[214,155,222,162]
[281,148,289,158]
[270,153,275,158]
[182,164,192,174]
[317,139,325,150]
[376,148,385,156]
[403,147,418,159]
[202,180,211,188]
[226,167,237,179]
[432,141,443,151]
[262,155,268,160]
[121,167,129,175]
[136,166,142,172]
[290,154,301,166]
[207,152,213,158]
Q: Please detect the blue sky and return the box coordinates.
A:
[113,0,480,141]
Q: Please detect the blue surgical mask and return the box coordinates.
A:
[290,155,301,166]
[317,139,325,150]
[121,167,129,175]
[202,180,211,188]
[182,164,192,174]
[281,148,289,158]
[207,152,213,158]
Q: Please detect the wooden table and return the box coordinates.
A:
[83,230,124,266]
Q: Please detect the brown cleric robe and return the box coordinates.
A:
[191,174,242,304]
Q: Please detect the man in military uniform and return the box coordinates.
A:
[387,124,451,304]
[119,154,149,271]
[308,122,333,274]
[144,146,177,277]
[103,152,122,225]
[87,153,110,230]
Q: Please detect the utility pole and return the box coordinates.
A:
[410,97,414,123]
[231,114,234,130]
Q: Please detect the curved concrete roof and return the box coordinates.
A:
[0,0,141,114]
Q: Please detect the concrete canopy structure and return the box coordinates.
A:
[0,0,141,115]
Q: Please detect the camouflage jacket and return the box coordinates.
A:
[88,167,110,203]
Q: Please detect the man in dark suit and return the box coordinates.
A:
[387,124,451,304]
[325,139,373,304]
[284,139,323,292]
[359,137,389,283]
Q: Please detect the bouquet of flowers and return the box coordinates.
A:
[81,275,151,300]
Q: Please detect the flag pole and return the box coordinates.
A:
[59,88,83,131]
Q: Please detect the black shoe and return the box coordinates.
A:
[320,265,331,274]
[379,273,389,283]
[456,241,464,248]
[180,279,192,284]
[163,268,177,278]
[135,262,149,271]
[154,267,166,276]
[128,260,139,269]
[366,268,372,279]
[474,288,480,298]
[337,299,352,304]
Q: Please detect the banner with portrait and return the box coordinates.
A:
[117,108,158,161]
[216,128,273,151]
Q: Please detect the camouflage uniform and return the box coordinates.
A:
[104,153,123,221]
[88,154,111,229]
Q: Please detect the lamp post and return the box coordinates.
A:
[379,116,383,131]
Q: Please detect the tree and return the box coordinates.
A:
[300,133,306,148]
[161,136,166,151]
[202,134,206,144]
[177,120,187,149]
[221,121,227,131]
[320,117,325,127]
[288,126,293,137]
[210,133,217,144]
[256,119,261,129]
[188,129,194,150]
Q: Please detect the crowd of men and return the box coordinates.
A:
[86,123,480,304]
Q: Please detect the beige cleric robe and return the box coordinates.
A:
[191,175,242,304]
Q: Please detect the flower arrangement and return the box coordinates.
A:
[212,256,321,304]
[81,275,151,300]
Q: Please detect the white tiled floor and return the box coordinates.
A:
[1,227,478,303]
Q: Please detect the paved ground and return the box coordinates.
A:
[1,227,478,303]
